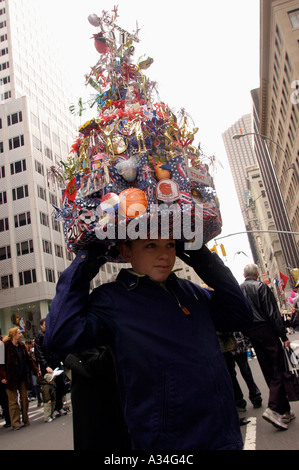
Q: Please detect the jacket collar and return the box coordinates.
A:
[116,268,178,291]
[116,269,143,290]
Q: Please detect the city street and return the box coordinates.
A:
[1,334,299,451]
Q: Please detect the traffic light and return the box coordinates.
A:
[220,244,227,257]
[210,245,218,254]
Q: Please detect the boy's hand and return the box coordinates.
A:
[77,242,109,282]
[176,242,212,269]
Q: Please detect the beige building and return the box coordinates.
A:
[222,111,287,285]
[245,164,284,284]
[222,114,256,227]
[260,0,299,261]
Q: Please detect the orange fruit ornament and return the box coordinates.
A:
[118,188,148,219]
[154,162,170,181]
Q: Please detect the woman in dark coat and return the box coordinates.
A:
[0,327,40,430]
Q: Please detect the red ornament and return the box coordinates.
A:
[93,33,108,54]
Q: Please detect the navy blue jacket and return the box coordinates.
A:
[45,250,253,450]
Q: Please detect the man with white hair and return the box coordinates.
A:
[240,264,294,431]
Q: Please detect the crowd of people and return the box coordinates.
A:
[0,320,69,430]
[0,239,298,450]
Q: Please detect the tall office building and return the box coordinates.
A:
[222,114,262,262]
[222,109,286,281]
[0,1,202,337]
[222,114,256,225]
[0,0,77,336]
[259,0,299,270]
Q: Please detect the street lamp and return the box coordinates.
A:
[232,132,299,183]
[231,131,299,281]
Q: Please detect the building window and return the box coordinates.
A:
[49,193,57,206]
[0,61,9,70]
[52,132,60,146]
[0,190,6,204]
[7,111,22,126]
[45,268,55,283]
[0,75,10,85]
[276,24,282,43]
[31,113,39,128]
[0,141,4,153]
[1,90,11,100]
[16,240,34,256]
[0,245,11,260]
[35,160,44,175]
[52,218,61,232]
[32,135,42,152]
[0,217,9,232]
[288,9,299,28]
[42,123,50,138]
[1,274,13,290]
[42,239,52,254]
[44,145,53,161]
[37,185,46,201]
[55,244,63,258]
[0,47,8,56]
[40,211,49,227]
[9,135,24,150]
[0,166,5,178]
[12,184,28,201]
[10,159,26,175]
[14,211,31,228]
[19,269,36,286]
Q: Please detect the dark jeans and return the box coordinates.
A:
[0,384,10,425]
[247,324,290,415]
[224,352,262,407]
[54,373,66,411]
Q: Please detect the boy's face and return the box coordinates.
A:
[120,238,176,282]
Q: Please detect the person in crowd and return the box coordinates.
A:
[37,369,63,423]
[224,331,262,410]
[281,309,294,335]
[240,263,294,431]
[64,346,131,450]
[25,339,42,406]
[34,318,67,417]
[0,334,11,428]
[0,327,40,430]
[44,239,253,450]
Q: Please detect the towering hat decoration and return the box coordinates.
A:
[49,7,222,255]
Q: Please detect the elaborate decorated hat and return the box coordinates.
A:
[48,7,222,255]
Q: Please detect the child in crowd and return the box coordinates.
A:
[38,368,63,422]
[44,240,253,450]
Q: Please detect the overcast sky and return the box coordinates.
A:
[36,0,260,280]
